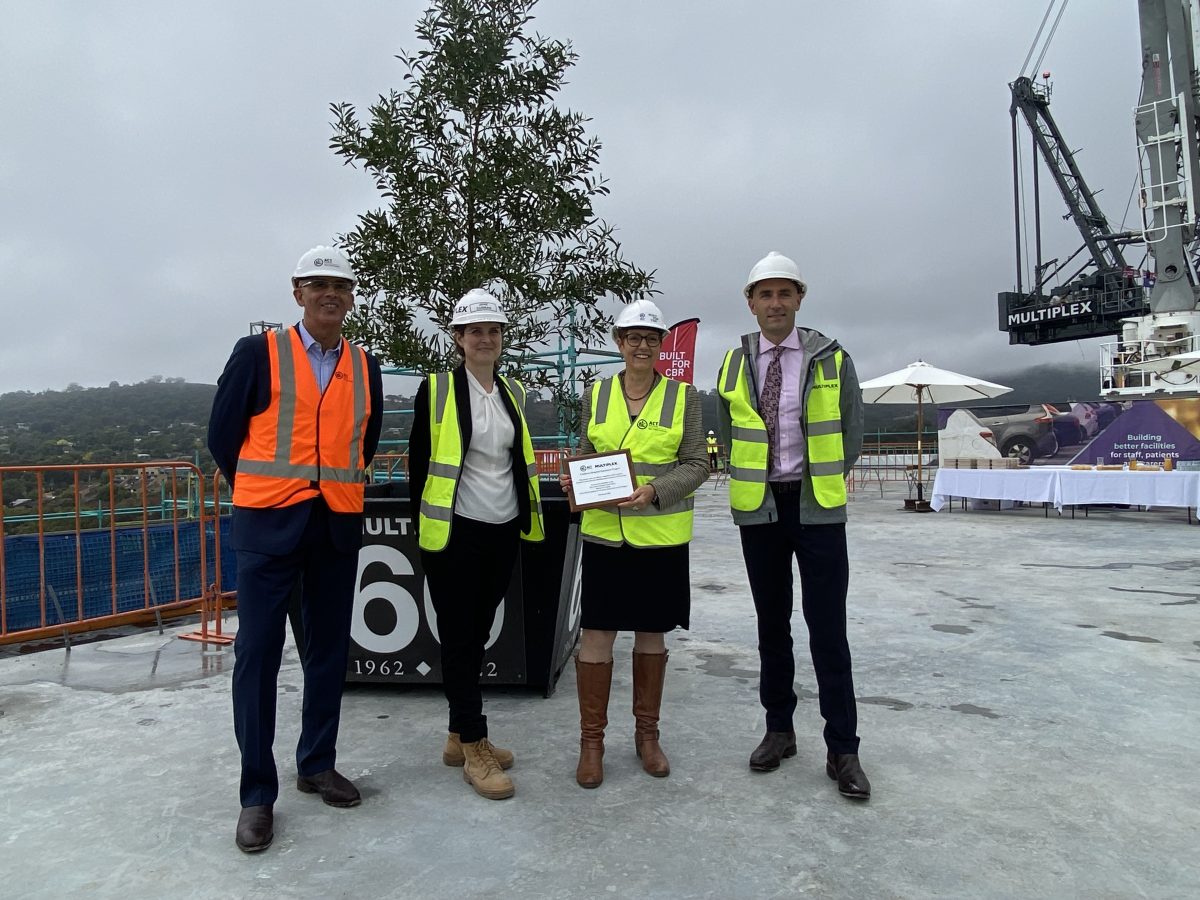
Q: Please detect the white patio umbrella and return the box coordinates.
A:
[859,360,1013,506]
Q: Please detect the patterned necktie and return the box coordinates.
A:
[760,346,784,467]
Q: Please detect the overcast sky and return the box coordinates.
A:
[4,1,1146,397]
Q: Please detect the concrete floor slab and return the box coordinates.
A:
[1,484,1197,898]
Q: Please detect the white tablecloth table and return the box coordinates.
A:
[930,467,1200,513]
[1055,469,1200,510]
[928,468,1059,511]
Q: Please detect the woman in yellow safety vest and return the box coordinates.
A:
[559,299,708,789]
[408,289,544,803]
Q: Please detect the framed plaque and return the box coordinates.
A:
[564,449,637,511]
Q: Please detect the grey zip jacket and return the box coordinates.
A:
[716,328,864,526]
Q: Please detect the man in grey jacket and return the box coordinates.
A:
[716,251,870,800]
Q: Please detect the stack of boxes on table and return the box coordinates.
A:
[939,458,1022,469]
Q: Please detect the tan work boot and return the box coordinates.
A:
[632,650,670,777]
[461,738,515,800]
[443,733,514,770]
[575,656,613,788]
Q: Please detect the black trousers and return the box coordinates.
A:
[422,515,520,743]
[738,489,860,754]
[232,501,358,807]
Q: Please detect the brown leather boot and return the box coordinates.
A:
[575,656,613,788]
[632,650,670,777]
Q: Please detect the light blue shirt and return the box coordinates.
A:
[296,322,342,393]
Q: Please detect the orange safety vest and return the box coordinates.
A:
[231,328,371,513]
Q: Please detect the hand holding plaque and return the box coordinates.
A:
[563,450,637,511]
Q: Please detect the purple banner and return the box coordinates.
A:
[1067,399,1200,465]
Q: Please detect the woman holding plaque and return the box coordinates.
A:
[559,299,708,788]
[408,289,544,801]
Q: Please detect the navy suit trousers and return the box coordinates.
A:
[232,501,359,807]
[738,490,860,754]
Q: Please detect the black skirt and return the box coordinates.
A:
[579,540,691,632]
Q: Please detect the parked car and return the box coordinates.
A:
[1062,401,1100,438]
[1046,404,1084,447]
[968,404,1059,465]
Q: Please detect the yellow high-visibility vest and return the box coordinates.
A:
[417,372,544,551]
[717,347,847,510]
[580,376,694,547]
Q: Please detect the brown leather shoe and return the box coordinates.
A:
[235,805,273,853]
[826,752,871,799]
[632,651,670,777]
[749,730,797,772]
[296,769,361,808]
[575,657,613,788]
[443,733,514,770]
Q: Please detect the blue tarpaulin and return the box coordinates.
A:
[2,516,236,632]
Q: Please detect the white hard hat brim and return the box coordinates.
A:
[293,272,356,285]
[743,276,807,298]
[611,323,670,341]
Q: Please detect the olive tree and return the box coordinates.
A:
[329,0,655,422]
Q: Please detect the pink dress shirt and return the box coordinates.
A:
[756,330,806,482]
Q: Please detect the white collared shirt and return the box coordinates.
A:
[455,369,518,524]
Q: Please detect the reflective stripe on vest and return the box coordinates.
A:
[717,348,769,512]
[232,328,370,512]
[804,353,848,506]
[580,376,694,548]
[418,372,545,551]
[716,346,847,511]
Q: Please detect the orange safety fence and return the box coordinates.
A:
[534,448,565,477]
[0,461,235,647]
[178,471,236,646]
[372,450,566,481]
[371,453,409,481]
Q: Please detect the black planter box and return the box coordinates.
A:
[342,480,581,695]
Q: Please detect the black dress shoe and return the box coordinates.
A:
[235,805,274,853]
[296,768,362,807]
[826,752,871,799]
[749,730,797,772]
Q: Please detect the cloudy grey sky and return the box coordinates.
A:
[4,1,1144,396]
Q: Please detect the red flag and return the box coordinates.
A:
[655,318,700,384]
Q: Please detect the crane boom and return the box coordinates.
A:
[1010,75,1129,275]
[998,72,1147,346]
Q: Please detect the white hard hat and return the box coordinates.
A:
[450,289,509,326]
[611,299,669,341]
[293,245,356,285]
[707,430,715,435]
[743,251,806,298]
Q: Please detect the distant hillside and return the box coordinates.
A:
[0,363,1106,466]
[976,362,1102,406]
[0,380,219,466]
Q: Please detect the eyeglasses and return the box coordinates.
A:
[622,333,662,348]
[300,279,355,295]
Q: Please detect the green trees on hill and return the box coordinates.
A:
[0,381,217,469]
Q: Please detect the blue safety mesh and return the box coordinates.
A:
[2,517,236,632]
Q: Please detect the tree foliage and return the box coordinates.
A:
[329,0,655,404]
